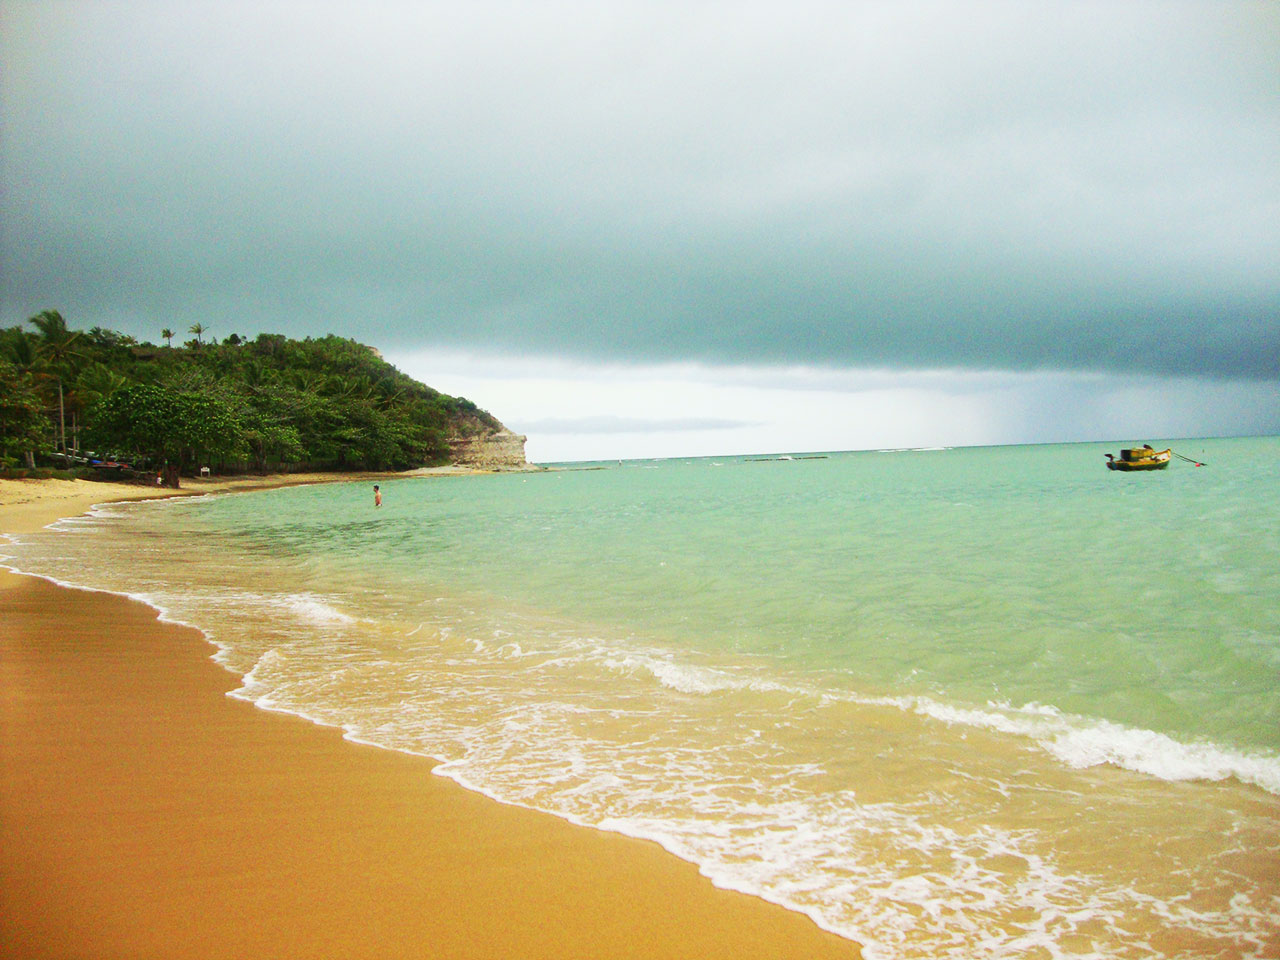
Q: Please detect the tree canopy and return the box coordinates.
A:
[0,357,47,462]
[0,315,506,480]
[86,383,247,481]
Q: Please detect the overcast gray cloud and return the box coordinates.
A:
[520,415,756,434]
[2,0,1277,381]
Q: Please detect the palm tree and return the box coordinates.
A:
[378,385,406,410]
[189,322,206,346]
[27,310,86,465]
[76,363,128,408]
[162,328,174,347]
[2,334,41,468]
[292,369,326,393]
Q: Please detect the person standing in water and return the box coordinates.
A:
[373,484,382,508]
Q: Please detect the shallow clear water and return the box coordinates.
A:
[6,438,1278,959]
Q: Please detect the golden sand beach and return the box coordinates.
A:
[0,475,859,959]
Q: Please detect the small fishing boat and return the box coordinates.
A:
[1105,445,1171,471]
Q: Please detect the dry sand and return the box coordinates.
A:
[0,476,860,959]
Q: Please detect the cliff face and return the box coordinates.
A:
[448,427,529,470]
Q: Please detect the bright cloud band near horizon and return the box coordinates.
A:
[385,352,1278,463]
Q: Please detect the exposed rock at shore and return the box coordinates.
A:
[449,427,530,470]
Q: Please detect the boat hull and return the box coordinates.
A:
[1105,447,1172,471]
[1105,458,1170,471]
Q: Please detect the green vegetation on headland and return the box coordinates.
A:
[1,311,506,485]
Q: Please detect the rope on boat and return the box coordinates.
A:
[1172,451,1206,466]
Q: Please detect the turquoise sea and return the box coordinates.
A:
[5,437,1278,959]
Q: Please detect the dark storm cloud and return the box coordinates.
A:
[2,1,1277,379]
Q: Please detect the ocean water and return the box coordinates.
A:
[4,437,1278,959]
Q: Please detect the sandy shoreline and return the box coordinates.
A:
[0,467,492,534]
[1,475,859,959]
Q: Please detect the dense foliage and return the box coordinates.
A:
[0,358,48,462]
[0,312,502,479]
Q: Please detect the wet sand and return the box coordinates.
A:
[1,477,859,959]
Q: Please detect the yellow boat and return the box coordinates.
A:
[1105,445,1171,471]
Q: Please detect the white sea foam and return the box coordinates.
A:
[887,694,1280,796]
[595,648,1280,797]
[10,546,1276,958]
[603,651,802,697]
[275,594,355,625]
[237,648,291,705]
[1045,720,1280,794]
[195,629,1280,960]
[643,657,736,695]
[203,589,356,628]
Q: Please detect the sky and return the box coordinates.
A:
[2,1,1277,462]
